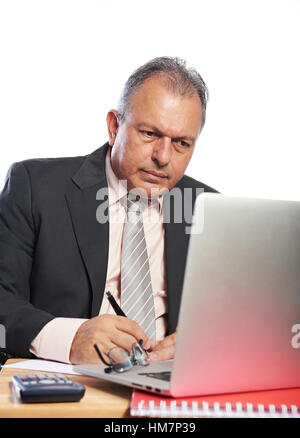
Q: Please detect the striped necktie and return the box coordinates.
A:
[120,194,156,341]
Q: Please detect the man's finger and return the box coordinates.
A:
[149,345,174,361]
[110,330,139,354]
[115,316,148,344]
[151,333,176,351]
[143,338,157,350]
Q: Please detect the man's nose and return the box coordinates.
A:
[152,137,172,167]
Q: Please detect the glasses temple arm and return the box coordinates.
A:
[93,343,111,366]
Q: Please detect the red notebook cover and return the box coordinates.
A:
[131,387,300,418]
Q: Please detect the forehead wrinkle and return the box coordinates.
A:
[134,98,196,138]
[127,76,202,139]
[136,96,199,138]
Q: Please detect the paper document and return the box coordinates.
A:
[4,359,80,375]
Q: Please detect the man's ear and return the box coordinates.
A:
[106,110,119,147]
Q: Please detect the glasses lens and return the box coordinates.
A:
[131,342,150,366]
[108,347,133,373]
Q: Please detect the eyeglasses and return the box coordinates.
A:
[94,340,150,374]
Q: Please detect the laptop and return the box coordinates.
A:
[74,193,300,397]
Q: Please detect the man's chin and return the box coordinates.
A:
[128,180,169,200]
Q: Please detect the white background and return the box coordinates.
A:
[0,0,299,200]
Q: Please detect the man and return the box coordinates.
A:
[0,57,217,365]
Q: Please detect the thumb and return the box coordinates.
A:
[143,338,157,351]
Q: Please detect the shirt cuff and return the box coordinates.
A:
[29,317,88,364]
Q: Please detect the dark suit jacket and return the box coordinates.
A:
[0,143,218,358]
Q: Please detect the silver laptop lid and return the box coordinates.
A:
[170,194,300,397]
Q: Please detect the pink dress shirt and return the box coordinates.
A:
[30,147,167,363]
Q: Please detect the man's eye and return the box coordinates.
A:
[178,140,190,147]
[143,131,155,137]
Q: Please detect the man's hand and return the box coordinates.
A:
[144,328,177,361]
[69,314,152,364]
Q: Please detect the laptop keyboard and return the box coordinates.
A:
[138,371,171,382]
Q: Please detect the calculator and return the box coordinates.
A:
[12,373,85,403]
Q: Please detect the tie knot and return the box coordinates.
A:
[121,193,148,215]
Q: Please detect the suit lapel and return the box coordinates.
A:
[65,143,110,317]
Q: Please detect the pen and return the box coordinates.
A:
[105,291,145,350]
[106,291,127,317]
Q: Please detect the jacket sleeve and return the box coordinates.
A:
[0,161,55,357]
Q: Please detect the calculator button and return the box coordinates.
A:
[55,374,66,380]
[38,379,55,384]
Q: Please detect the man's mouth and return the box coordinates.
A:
[140,169,168,180]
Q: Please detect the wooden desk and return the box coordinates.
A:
[0,359,133,418]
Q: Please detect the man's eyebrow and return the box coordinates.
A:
[136,123,196,142]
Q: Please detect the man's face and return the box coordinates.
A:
[107,76,203,197]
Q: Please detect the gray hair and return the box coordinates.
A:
[117,56,209,129]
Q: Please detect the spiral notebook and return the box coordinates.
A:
[131,387,300,418]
